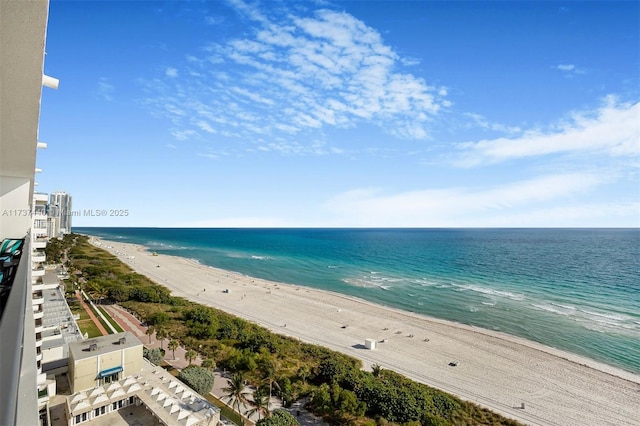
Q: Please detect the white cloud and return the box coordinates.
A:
[142,0,448,153]
[171,129,198,140]
[555,63,586,77]
[464,112,521,134]
[456,98,639,167]
[177,216,291,227]
[476,201,640,227]
[557,64,575,71]
[325,172,609,227]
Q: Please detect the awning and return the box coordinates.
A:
[98,366,123,378]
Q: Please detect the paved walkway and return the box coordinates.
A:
[76,290,108,336]
[102,304,199,369]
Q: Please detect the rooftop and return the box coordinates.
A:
[66,359,219,426]
[41,286,82,351]
[69,331,142,361]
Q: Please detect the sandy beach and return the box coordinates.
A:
[92,238,640,426]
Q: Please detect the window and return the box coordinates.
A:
[101,405,106,415]
[75,415,80,424]
[81,412,87,422]
[112,402,117,410]
[129,396,134,405]
[118,400,124,408]
[95,408,100,417]
[101,372,120,385]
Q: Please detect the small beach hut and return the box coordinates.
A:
[365,338,376,350]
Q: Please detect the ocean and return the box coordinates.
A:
[75,227,640,374]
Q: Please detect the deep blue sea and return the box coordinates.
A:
[75,228,640,374]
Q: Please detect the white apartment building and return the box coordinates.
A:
[50,191,73,235]
[0,1,59,425]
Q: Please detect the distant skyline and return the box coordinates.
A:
[38,0,639,227]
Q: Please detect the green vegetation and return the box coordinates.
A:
[205,393,247,426]
[59,234,521,426]
[67,298,103,338]
[88,301,114,334]
[96,305,124,332]
[178,366,216,396]
[256,409,300,426]
[144,348,164,365]
[223,373,251,424]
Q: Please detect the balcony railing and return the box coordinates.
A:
[0,239,38,426]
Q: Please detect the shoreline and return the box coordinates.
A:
[91,236,640,426]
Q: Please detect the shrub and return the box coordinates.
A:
[143,348,164,365]
[178,366,215,396]
[256,409,299,426]
[147,311,170,326]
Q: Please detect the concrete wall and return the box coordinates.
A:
[70,356,98,393]
[0,177,32,238]
[69,345,143,393]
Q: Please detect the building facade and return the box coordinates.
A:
[49,191,73,235]
[0,1,58,425]
[68,332,144,393]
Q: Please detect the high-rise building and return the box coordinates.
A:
[0,1,59,425]
[49,191,73,235]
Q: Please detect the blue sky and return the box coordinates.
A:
[38,0,639,227]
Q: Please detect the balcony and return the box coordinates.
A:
[32,220,47,231]
[32,240,46,249]
[34,318,43,334]
[32,251,45,263]
[33,308,43,320]
[32,292,43,305]
[33,193,48,203]
[32,265,45,277]
[32,277,43,290]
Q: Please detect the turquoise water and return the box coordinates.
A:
[75,227,640,374]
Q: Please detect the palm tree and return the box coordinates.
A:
[168,339,179,360]
[260,360,280,411]
[156,327,167,350]
[247,387,270,420]
[371,363,383,377]
[202,358,216,371]
[93,283,108,305]
[223,373,250,425]
[146,326,155,344]
[185,349,197,365]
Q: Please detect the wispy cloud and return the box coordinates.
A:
[325,172,611,227]
[557,64,575,71]
[177,216,291,227]
[142,0,448,149]
[456,97,639,167]
[97,78,115,101]
[555,63,586,77]
[464,112,521,134]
